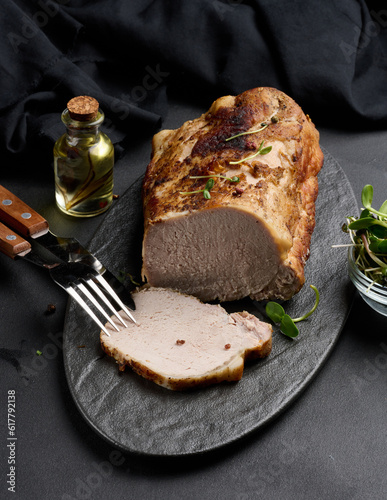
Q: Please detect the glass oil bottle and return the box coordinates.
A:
[53,96,114,217]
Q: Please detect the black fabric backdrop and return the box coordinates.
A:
[1,0,387,176]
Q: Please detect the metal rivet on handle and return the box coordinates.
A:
[2,199,12,206]
[6,235,16,241]
[21,213,31,219]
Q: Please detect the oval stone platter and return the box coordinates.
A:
[62,148,357,456]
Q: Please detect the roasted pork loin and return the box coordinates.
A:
[100,287,272,391]
[141,87,324,302]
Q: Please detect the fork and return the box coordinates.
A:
[49,261,136,336]
[0,184,135,311]
[0,221,136,336]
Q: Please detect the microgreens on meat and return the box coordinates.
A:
[229,140,272,165]
[180,178,215,199]
[189,174,240,183]
[180,175,240,199]
[226,116,278,165]
[337,184,387,286]
[225,123,269,142]
[265,285,320,338]
[225,115,279,142]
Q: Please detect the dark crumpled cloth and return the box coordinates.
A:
[1,0,387,175]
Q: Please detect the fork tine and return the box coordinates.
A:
[77,282,121,332]
[86,278,128,328]
[49,261,136,334]
[66,285,111,337]
[93,273,137,324]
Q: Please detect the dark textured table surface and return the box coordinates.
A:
[1,97,386,499]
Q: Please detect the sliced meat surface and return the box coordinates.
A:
[141,87,324,302]
[100,287,272,391]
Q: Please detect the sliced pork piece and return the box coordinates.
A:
[141,87,324,302]
[100,287,272,391]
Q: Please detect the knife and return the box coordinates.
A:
[0,185,135,310]
[0,221,136,333]
[0,220,59,267]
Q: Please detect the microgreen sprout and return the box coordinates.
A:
[118,270,141,286]
[180,178,215,199]
[189,174,240,183]
[225,123,269,142]
[229,140,272,165]
[265,285,320,338]
[341,184,387,286]
[360,184,387,218]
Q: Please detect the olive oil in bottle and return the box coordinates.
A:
[53,96,114,217]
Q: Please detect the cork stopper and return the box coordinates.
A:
[67,96,99,121]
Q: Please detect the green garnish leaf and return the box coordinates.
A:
[226,120,274,164]
[180,176,215,199]
[369,225,387,239]
[358,184,387,218]
[205,178,215,190]
[36,350,42,356]
[259,145,272,155]
[359,209,370,219]
[380,200,387,215]
[265,301,285,323]
[377,239,387,253]
[338,184,387,288]
[280,315,299,338]
[229,140,273,165]
[348,217,377,230]
[361,184,373,209]
[265,285,319,339]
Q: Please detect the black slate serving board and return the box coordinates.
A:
[62,148,358,456]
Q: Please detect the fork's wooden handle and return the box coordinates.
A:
[0,222,31,259]
[0,185,49,238]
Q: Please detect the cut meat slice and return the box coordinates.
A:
[100,287,272,391]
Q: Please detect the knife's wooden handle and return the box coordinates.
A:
[0,185,49,238]
[0,222,31,259]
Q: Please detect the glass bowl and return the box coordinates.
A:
[348,247,387,317]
